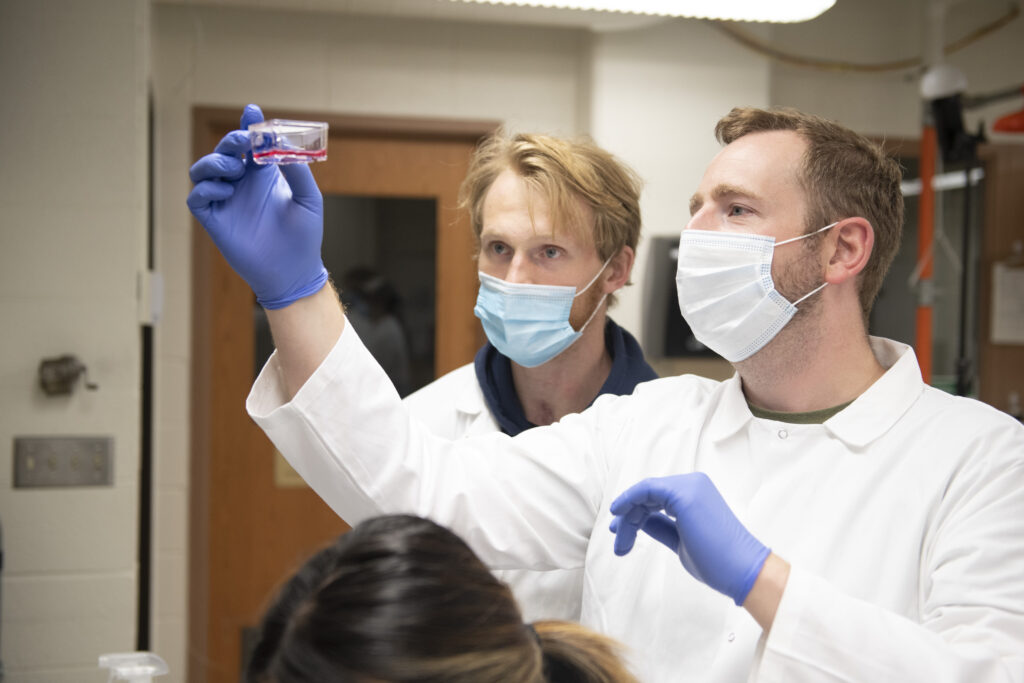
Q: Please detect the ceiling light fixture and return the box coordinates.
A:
[449,0,836,23]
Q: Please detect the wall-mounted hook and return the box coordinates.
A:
[38,355,98,396]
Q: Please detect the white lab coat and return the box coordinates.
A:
[248,321,1024,683]
[402,363,500,438]
[403,363,587,623]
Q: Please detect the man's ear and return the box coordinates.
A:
[825,218,873,285]
[605,245,635,293]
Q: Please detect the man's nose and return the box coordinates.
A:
[684,205,713,232]
[504,254,536,284]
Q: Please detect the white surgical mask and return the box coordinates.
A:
[473,259,610,368]
[675,223,837,362]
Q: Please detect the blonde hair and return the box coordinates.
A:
[534,621,640,683]
[459,131,643,302]
[715,107,904,321]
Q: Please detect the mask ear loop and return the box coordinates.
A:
[573,255,615,298]
[792,281,828,306]
[777,222,838,306]
[572,255,615,333]
[774,221,839,248]
[575,291,609,333]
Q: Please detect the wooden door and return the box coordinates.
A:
[188,107,497,683]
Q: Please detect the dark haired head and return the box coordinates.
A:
[247,515,636,683]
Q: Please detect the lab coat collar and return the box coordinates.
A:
[706,337,925,449]
[706,373,752,443]
[824,337,925,448]
[454,371,487,419]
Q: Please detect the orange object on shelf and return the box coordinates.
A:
[993,87,1024,132]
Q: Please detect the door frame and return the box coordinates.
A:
[188,106,498,683]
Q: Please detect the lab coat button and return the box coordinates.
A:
[778,429,788,439]
[727,632,736,642]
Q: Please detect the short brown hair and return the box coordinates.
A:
[459,131,643,265]
[715,107,904,320]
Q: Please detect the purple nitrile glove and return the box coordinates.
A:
[609,472,770,606]
[186,104,327,309]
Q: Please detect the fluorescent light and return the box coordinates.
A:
[449,0,835,23]
[901,168,985,198]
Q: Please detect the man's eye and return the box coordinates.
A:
[491,243,508,255]
[728,205,750,216]
[543,247,560,258]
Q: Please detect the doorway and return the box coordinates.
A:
[189,107,497,683]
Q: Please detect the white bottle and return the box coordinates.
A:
[98,652,168,683]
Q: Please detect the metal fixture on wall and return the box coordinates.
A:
[38,355,99,396]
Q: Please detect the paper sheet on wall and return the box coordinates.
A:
[991,263,1024,345]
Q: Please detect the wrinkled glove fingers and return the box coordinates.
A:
[189,152,245,184]
[615,474,713,524]
[240,103,264,130]
[610,478,662,516]
[639,512,681,552]
[212,130,254,158]
[611,516,641,556]
[279,163,322,208]
[611,505,653,556]
[186,179,235,212]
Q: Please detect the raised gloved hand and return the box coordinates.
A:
[186,104,328,309]
[609,473,770,606]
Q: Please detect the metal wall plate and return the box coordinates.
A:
[13,436,113,488]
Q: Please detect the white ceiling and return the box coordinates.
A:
[153,0,677,32]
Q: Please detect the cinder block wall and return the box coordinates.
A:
[0,1,149,681]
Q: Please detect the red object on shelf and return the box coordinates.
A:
[993,86,1024,132]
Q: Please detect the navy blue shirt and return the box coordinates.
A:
[474,318,658,436]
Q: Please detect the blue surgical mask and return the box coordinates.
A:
[473,260,610,368]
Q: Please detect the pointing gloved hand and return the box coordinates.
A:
[609,473,771,606]
[186,104,328,309]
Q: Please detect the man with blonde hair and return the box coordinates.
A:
[189,104,1024,681]
[404,129,656,621]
